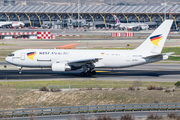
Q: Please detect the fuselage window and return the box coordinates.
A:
[133,55,142,57]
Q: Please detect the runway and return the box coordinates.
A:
[1,61,180,82]
[9,110,180,120]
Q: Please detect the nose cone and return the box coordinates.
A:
[5,56,10,63]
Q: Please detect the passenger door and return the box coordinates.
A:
[21,53,25,60]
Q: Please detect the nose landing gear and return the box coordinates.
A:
[17,66,22,75]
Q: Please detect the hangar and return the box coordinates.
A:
[0,5,179,29]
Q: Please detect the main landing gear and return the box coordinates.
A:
[80,70,96,77]
[18,66,22,74]
[80,64,96,77]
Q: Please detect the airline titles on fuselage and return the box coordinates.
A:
[28,52,143,57]
[39,52,70,55]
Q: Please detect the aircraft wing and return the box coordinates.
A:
[142,52,174,59]
[0,23,12,26]
[120,24,130,31]
[127,25,141,29]
[68,58,102,64]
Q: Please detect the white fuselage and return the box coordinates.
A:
[6,49,154,68]
[0,22,12,27]
[116,23,149,30]
[12,22,25,27]
[0,21,25,27]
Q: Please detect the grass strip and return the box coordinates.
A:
[0,80,175,89]
[168,56,180,61]
[162,47,180,55]
[0,43,16,46]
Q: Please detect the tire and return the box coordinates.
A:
[85,72,90,77]
[80,72,85,76]
[92,70,96,75]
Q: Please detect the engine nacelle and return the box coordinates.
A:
[52,62,71,72]
[163,55,169,60]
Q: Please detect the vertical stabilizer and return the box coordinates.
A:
[113,15,120,24]
[113,15,130,31]
[135,20,173,54]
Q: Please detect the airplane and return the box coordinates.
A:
[5,20,173,76]
[11,22,25,27]
[0,21,12,28]
[0,21,25,28]
[113,15,149,31]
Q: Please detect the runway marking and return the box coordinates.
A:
[154,68,164,71]
[96,71,110,73]
[113,72,124,73]
[96,71,124,73]
[91,78,95,80]
[1,67,17,69]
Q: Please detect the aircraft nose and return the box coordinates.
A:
[5,56,10,63]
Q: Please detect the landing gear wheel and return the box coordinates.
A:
[92,70,96,75]
[85,71,92,77]
[80,71,93,77]
[18,66,22,75]
[80,72,85,76]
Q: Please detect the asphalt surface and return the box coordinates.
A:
[1,61,180,82]
[6,110,180,120]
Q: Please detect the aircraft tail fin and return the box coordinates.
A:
[126,27,130,31]
[135,20,173,54]
[113,15,120,24]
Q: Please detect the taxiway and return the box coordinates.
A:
[0,62,180,82]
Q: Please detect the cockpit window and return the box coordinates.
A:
[8,53,15,57]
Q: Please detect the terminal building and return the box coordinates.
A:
[4,0,15,6]
[0,5,179,29]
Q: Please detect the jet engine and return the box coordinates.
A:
[52,62,71,72]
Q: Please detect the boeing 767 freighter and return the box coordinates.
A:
[6,20,173,76]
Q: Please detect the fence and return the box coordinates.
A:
[111,32,134,37]
[0,31,55,39]
[1,84,124,90]
[1,103,180,117]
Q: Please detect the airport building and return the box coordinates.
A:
[0,5,179,29]
[4,0,15,6]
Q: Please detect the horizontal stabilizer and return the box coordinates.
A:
[161,52,175,56]
[142,52,174,59]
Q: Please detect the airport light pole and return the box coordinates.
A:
[111,0,113,6]
[78,0,79,28]
[164,0,166,21]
